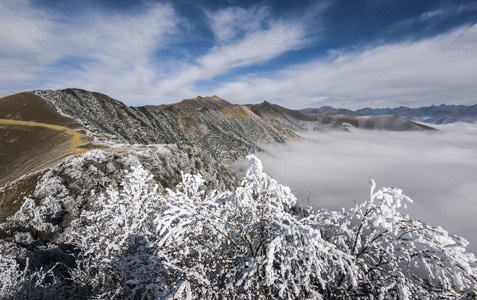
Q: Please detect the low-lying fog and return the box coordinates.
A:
[255,123,477,254]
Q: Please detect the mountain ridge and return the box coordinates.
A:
[0,88,436,192]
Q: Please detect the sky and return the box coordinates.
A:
[1,0,477,109]
[253,122,477,254]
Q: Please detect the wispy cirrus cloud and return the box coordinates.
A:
[388,1,477,34]
[157,5,309,99]
[207,6,271,44]
[0,0,57,88]
[0,0,312,104]
[60,3,178,97]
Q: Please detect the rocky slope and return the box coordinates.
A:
[35,89,435,161]
[35,89,298,163]
[1,88,437,190]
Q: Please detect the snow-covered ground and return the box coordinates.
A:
[257,122,477,254]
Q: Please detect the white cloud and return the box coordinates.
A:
[207,6,270,44]
[0,0,58,90]
[0,0,178,103]
[1,1,476,108]
[157,5,307,99]
[200,23,304,70]
[214,24,477,109]
[48,3,178,100]
[255,123,477,254]
[0,1,310,104]
[384,2,477,38]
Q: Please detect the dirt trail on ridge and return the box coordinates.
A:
[0,119,85,154]
[0,119,87,189]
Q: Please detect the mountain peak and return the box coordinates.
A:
[173,95,233,111]
[249,101,317,121]
[251,100,281,112]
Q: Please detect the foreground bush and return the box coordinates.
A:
[1,155,476,299]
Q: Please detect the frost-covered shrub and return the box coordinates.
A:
[0,237,79,300]
[306,180,477,299]
[67,155,477,299]
[155,156,356,299]
[1,155,476,299]
[66,164,165,299]
[4,198,61,241]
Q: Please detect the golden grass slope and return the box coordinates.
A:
[0,119,84,154]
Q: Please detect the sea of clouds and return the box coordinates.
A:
[255,123,477,254]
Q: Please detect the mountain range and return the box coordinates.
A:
[301,104,477,124]
[0,89,442,187]
[0,88,436,189]
[0,88,439,221]
[1,88,476,298]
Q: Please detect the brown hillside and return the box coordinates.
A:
[172,96,233,112]
[0,92,87,187]
[220,105,255,120]
[249,101,317,121]
[0,92,79,127]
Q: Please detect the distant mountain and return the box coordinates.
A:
[300,106,358,116]
[301,104,477,124]
[250,101,435,131]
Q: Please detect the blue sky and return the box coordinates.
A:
[1,0,477,109]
